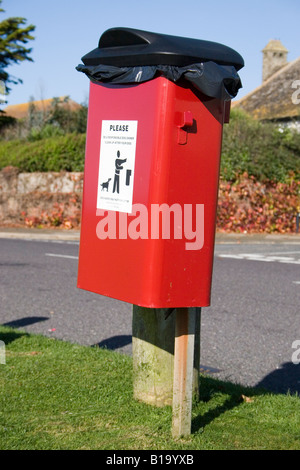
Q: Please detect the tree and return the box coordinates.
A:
[0,0,35,105]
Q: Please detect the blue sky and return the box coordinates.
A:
[2,0,300,107]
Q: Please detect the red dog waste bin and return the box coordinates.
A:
[76,27,244,308]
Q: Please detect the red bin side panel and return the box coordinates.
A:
[77,77,225,308]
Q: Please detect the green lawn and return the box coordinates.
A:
[0,326,299,450]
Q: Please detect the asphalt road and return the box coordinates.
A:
[0,232,299,394]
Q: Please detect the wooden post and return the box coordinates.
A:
[172,307,197,438]
[132,306,201,416]
[193,307,201,402]
[132,306,175,407]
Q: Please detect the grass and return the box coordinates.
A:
[0,325,299,450]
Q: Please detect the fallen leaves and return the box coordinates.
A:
[217,173,300,233]
[241,394,254,403]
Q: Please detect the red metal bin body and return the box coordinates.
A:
[77,76,228,308]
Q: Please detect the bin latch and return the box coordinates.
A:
[177,111,194,145]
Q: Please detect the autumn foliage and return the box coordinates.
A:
[217,173,300,233]
[21,198,81,230]
[18,173,299,234]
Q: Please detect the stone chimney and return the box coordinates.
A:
[262,40,288,82]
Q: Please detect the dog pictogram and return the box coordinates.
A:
[100,178,111,191]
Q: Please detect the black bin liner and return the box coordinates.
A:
[76,27,244,101]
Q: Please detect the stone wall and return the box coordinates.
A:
[0,166,83,227]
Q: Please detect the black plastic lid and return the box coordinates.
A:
[81,27,244,70]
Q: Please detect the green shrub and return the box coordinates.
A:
[221,109,300,183]
[0,133,86,172]
[28,124,65,141]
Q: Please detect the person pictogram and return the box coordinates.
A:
[113,150,127,193]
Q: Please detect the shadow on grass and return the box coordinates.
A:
[0,328,28,346]
[192,366,299,433]
[0,317,48,345]
[192,375,266,433]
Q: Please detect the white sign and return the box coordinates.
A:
[97,120,138,213]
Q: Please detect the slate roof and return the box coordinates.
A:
[232,56,300,120]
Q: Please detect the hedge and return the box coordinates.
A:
[0,133,86,172]
[221,109,300,183]
[0,110,299,182]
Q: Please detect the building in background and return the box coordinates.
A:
[3,97,80,120]
[233,40,300,130]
